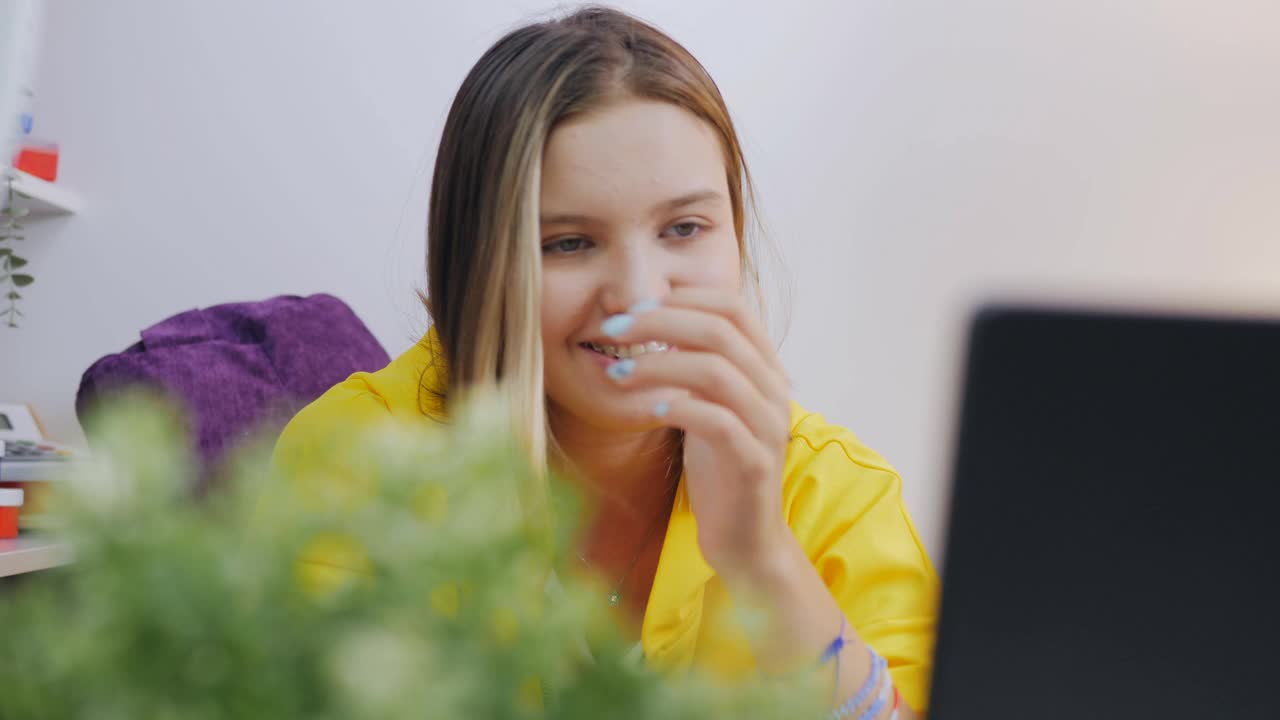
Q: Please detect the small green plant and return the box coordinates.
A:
[0,391,822,719]
[1,171,35,328]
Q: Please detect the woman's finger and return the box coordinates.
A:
[607,350,789,447]
[603,302,789,405]
[659,288,789,379]
[649,391,775,478]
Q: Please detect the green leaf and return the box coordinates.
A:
[7,255,27,269]
[0,248,10,256]
[12,274,33,287]
[6,291,19,300]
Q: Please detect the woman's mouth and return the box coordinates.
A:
[580,341,671,360]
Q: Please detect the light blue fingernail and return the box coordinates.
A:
[606,358,636,380]
[628,298,660,314]
[653,401,670,417]
[601,314,635,338]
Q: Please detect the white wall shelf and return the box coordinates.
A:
[0,533,71,577]
[7,169,82,216]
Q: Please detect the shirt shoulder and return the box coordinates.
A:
[781,401,909,537]
[785,401,900,478]
[271,332,445,474]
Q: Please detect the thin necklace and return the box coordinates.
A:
[577,479,679,608]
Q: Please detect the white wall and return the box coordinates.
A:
[3,0,1279,557]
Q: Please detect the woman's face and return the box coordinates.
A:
[539,98,741,433]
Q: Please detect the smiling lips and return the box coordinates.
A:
[580,341,672,360]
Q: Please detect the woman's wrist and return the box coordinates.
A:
[716,531,911,718]
[713,519,805,590]
[720,530,846,670]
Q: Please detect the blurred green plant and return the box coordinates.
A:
[0,171,34,328]
[0,391,822,719]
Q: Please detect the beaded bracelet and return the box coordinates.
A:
[829,640,880,712]
[822,614,899,720]
[853,667,895,720]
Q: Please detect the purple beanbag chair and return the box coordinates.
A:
[76,293,390,488]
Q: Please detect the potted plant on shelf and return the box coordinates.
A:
[0,170,34,328]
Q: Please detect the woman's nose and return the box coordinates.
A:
[600,243,670,315]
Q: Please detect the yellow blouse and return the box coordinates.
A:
[271,330,939,711]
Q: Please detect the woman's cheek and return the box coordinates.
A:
[682,230,742,289]
[540,272,592,344]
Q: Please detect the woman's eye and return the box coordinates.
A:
[665,222,702,239]
[543,237,590,255]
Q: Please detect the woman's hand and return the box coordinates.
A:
[602,294,921,718]
[600,289,797,580]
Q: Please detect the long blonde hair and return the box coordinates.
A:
[419,5,768,521]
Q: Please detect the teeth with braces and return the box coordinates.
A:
[585,341,670,359]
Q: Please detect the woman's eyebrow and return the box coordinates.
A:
[651,189,724,216]
[539,189,725,225]
[539,210,596,225]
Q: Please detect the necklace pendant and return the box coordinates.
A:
[607,590,622,607]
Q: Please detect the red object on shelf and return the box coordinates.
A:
[0,488,22,539]
[15,143,59,182]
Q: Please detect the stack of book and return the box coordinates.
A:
[0,438,80,531]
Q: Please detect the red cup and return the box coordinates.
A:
[0,488,23,538]
[15,143,59,182]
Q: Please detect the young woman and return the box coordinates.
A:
[275,7,937,717]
